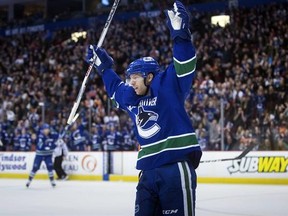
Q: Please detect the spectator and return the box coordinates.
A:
[68,122,88,151]
[13,127,32,151]
[208,119,221,150]
[88,123,103,151]
[103,109,120,127]
[0,1,287,151]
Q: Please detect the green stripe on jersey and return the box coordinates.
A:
[174,56,197,77]
[181,162,193,216]
[138,134,198,160]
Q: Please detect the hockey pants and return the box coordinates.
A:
[135,161,197,216]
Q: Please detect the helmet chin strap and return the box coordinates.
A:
[143,73,153,95]
[143,77,150,95]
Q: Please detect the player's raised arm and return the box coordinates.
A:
[165,1,197,78]
[86,45,138,109]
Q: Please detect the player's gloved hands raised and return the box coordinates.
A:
[86,45,114,74]
[165,1,191,41]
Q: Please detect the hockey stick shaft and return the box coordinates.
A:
[200,143,256,163]
[67,0,121,125]
[59,125,70,139]
[97,1,120,47]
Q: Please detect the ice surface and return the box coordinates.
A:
[0,179,287,216]
[197,184,287,216]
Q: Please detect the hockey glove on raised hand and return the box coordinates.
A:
[165,1,191,41]
[86,45,114,74]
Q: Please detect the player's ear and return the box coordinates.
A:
[145,73,154,85]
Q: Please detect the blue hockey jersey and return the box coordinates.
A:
[102,39,202,170]
[36,133,58,156]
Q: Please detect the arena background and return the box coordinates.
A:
[0,0,287,184]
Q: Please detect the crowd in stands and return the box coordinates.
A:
[0,2,287,152]
[0,1,213,29]
[0,0,174,29]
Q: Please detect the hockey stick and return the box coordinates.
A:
[67,0,121,125]
[59,125,71,139]
[200,143,256,163]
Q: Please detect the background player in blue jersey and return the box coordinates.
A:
[26,123,58,188]
[86,1,202,215]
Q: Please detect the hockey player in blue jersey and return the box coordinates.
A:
[26,123,58,188]
[86,1,202,215]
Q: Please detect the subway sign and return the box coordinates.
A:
[228,156,288,174]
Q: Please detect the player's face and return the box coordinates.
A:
[128,73,147,95]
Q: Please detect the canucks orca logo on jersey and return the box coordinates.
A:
[136,107,161,139]
[137,107,157,127]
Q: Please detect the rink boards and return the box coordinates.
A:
[0,151,287,184]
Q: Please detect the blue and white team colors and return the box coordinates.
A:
[101,42,201,215]
[26,124,58,187]
[102,42,200,171]
[100,20,201,216]
[69,124,87,151]
[87,1,202,215]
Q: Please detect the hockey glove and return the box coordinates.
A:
[86,45,114,74]
[165,1,191,41]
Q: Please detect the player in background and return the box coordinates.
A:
[86,1,202,215]
[26,123,58,188]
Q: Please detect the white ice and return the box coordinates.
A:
[0,179,287,216]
